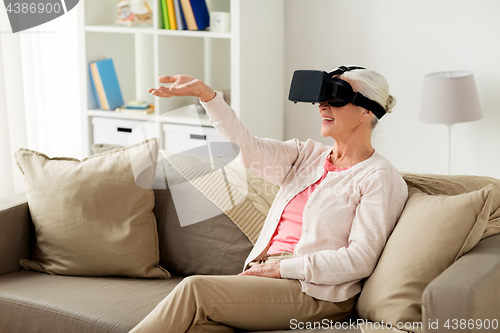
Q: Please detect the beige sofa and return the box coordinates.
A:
[1,151,500,332]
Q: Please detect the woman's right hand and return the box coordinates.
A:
[148,75,216,102]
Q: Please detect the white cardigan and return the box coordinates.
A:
[201,94,408,302]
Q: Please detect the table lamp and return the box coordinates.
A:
[420,71,482,174]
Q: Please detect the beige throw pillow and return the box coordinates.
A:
[356,185,493,327]
[15,138,169,279]
[402,172,500,239]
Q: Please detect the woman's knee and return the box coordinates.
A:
[179,275,210,289]
[176,275,218,299]
[175,275,242,306]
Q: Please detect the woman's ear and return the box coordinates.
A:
[361,109,374,127]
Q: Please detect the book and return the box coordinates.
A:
[89,59,124,111]
[179,0,197,30]
[178,0,188,30]
[166,0,177,30]
[189,0,210,31]
[125,100,151,109]
[160,0,170,29]
[173,0,185,30]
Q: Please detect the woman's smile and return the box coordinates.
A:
[320,110,335,124]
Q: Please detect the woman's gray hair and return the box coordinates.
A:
[339,68,396,129]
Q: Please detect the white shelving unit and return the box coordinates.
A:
[79,0,284,156]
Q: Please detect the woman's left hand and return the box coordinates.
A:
[238,262,281,279]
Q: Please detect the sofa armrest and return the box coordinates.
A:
[422,233,500,333]
[0,192,33,276]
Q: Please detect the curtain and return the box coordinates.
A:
[0,4,82,199]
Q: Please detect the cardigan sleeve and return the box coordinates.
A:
[279,168,408,285]
[200,93,301,186]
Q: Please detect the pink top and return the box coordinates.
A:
[267,155,348,255]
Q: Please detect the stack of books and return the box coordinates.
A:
[89,58,124,111]
[161,0,210,31]
[116,101,155,115]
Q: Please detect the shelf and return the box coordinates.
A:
[87,108,213,127]
[85,25,155,34]
[81,0,285,155]
[156,29,231,39]
[87,110,155,121]
[85,25,231,39]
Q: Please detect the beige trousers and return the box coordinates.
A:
[129,254,358,333]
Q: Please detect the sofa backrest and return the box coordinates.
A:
[153,158,254,276]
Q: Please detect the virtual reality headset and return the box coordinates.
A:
[288,66,386,119]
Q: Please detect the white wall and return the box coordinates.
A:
[284,0,500,178]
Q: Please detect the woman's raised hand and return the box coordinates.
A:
[148,74,216,102]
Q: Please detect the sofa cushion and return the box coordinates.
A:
[92,143,254,276]
[154,157,254,275]
[402,172,500,239]
[356,185,494,327]
[0,271,366,333]
[162,148,279,244]
[15,138,169,279]
[0,271,183,333]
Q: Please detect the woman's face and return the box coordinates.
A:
[318,100,368,140]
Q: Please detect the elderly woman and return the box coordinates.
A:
[130,66,408,333]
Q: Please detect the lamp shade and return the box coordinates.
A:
[420,71,482,124]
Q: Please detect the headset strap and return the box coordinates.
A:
[328,66,366,76]
[329,66,387,119]
[352,93,386,119]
